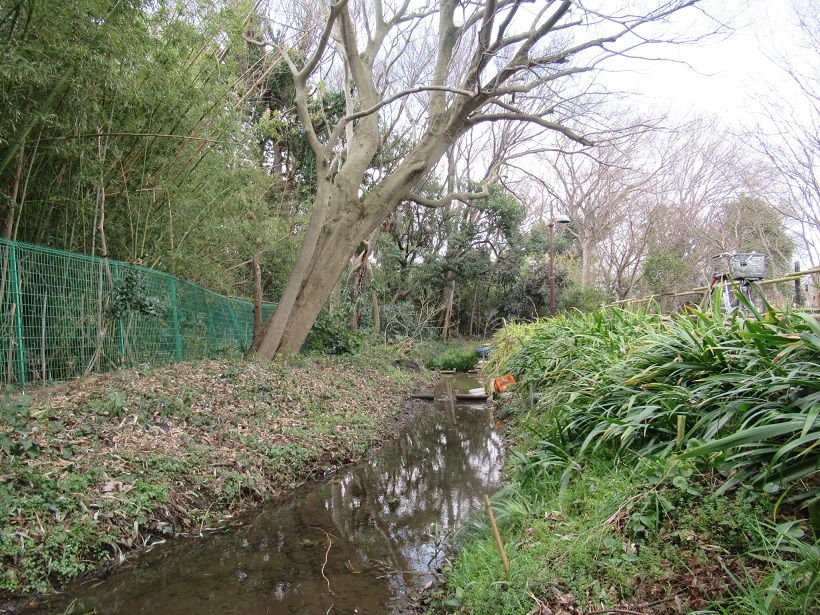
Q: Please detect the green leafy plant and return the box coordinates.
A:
[426,347,480,372]
[106,270,163,320]
[0,392,36,457]
[488,306,820,507]
[444,304,820,613]
[303,307,364,355]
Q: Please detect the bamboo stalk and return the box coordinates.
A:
[483,494,509,575]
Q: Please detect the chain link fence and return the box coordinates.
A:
[0,239,275,386]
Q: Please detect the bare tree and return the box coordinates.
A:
[537,136,657,288]
[529,117,783,301]
[247,0,710,358]
[752,2,820,266]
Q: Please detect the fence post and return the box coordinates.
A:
[794,262,804,306]
[111,262,126,362]
[169,278,183,361]
[205,293,218,353]
[227,301,245,352]
[8,244,26,385]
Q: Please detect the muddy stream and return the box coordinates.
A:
[37,374,504,614]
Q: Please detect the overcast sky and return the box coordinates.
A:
[602,0,807,127]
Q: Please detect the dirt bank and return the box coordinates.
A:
[0,352,431,606]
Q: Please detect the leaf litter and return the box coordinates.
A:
[0,355,430,602]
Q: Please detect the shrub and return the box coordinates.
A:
[426,347,480,372]
[302,310,363,355]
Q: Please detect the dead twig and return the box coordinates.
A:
[638,596,678,609]
[310,526,339,597]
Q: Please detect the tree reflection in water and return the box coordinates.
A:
[39,376,503,615]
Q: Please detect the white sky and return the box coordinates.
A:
[601,0,807,127]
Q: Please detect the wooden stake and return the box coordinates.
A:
[483,494,509,575]
[676,415,686,447]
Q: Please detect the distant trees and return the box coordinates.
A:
[1,0,807,354]
[526,117,795,306]
[376,180,528,338]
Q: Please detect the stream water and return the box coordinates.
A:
[36,374,504,614]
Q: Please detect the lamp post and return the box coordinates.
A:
[549,213,571,317]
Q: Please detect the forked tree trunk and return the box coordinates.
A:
[253,111,466,358]
[246,0,610,359]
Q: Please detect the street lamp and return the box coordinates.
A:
[549,213,571,317]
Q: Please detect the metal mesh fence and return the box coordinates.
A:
[0,239,275,386]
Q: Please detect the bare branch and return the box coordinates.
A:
[295,0,349,83]
[429,0,461,118]
[406,180,497,209]
[475,1,572,93]
[467,112,594,146]
[342,85,476,124]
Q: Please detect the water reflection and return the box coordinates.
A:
[37,376,503,615]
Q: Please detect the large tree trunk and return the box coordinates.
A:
[275,228,355,352]
[254,101,467,357]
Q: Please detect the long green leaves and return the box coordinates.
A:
[491,306,820,505]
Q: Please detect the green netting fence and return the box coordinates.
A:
[0,239,276,386]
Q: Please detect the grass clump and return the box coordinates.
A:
[438,304,820,614]
[426,347,480,372]
[442,461,787,614]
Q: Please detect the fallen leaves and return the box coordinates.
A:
[0,354,430,599]
[101,481,134,494]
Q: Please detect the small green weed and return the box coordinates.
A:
[0,392,37,457]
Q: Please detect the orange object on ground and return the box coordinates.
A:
[493,373,516,393]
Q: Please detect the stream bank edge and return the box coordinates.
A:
[0,352,432,608]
